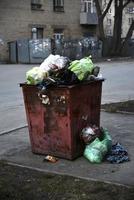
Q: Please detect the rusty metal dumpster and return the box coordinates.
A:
[20,80,103,160]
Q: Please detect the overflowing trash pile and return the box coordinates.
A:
[25,54,129,164]
[26,54,101,88]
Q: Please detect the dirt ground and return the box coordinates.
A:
[0,161,134,200]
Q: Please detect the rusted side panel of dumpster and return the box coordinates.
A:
[69,81,102,158]
[21,80,103,160]
[22,85,73,159]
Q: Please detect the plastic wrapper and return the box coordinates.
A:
[40,54,69,72]
[81,125,103,144]
[40,54,60,71]
[43,155,58,163]
[84,128,112,163]
[52,56,70,70]
[68,56,94,80]
[26,67,48,85]
[106,143,129,164]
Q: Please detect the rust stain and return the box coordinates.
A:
[45,107,59,133]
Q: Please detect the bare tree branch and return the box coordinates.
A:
[102,0,113,19]
[94,0,134,56]
[123,0,131,8]
[124,20,134,41]
[121,20,134,54]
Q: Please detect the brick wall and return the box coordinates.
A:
[0,0,97,62]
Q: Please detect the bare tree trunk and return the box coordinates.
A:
[94,0,113,56]
[97,18,105,40]
[110,0,123,56]
[94,0,105,40]
[121,20,134,55]
[94,0,133,57]
[94,0,113,40]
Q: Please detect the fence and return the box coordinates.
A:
[102,37,134,57]
[55,37,102,60]
[9,39,52,64]
[9,37,102,64]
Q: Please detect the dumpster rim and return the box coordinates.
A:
[20,78,105,89]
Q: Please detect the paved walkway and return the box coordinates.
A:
[0,111,134,187]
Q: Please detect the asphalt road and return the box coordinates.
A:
[0,60,134,134]
[0,64,32,134]
[99,60,134,103]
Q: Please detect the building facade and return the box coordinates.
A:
[0,0,98,62]
[102,0,134,38]
[0,0,133,62]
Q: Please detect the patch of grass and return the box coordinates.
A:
[0,162,134,200]
[101,100,134,113]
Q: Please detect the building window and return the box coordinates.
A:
[53,29,64,40]
[107,18,112,25]
[126,7,134,14]
[128,17,133,25]
[31,27,43,39]
[31,0,43,11]
[81,0,95,13]
[53,0,64,12]
[106,29,112,36]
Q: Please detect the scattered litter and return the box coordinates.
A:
[43,155,58,163]
[106,143,129,164]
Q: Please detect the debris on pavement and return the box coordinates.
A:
[106,142,129,164]
[81,125,103,144]
[83,128,112,163]
[82,126,129,164]
[43,155,58,163]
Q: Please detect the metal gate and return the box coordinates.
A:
[17,39,30,63]
[29,39,52,63]
[9,41,17,63]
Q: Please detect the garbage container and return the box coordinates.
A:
[20,79,104,160]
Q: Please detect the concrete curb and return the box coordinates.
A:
[101,109,134,115]
[6,161,132,188]
[94,56,134,63]
[0,125,28,136]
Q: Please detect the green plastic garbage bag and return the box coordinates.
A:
[68,56,94,81]
[26,67,48,85]
[84,129,112,163]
